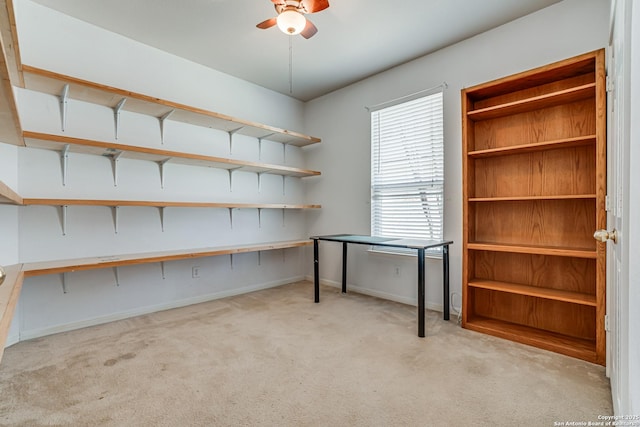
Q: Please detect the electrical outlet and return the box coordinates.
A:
[192,266,200,278]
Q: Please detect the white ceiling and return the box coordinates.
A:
[30,0,564,101]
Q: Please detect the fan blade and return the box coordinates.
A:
[300,19,318,39]
[300,0,329,13]
[256,17,277,29]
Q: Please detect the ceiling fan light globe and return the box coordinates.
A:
[277,10,306,35]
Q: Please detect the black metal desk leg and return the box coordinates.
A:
[418,248,425,337]
[342,242,347,293]
[443,244,450,321]
[314,239,320,303]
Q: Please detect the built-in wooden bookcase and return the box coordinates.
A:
[461,50,606,365]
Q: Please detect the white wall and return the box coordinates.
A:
[0,141,19,264]
[304,0,610,311]
[15,0,304,133]
[9,0,314,340]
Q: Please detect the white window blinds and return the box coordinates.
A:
[371,91,444,245]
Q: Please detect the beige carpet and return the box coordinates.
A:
[0,281,612,426]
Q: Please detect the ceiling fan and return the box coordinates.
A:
[256,0,330,39]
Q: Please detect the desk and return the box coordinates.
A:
[311,234,453,337]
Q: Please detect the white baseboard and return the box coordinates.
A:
[4,333,19,349]
[305,274,444,313]
[18,276,306,342]
[14,275,447,344]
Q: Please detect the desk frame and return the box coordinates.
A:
[311,234,453,337]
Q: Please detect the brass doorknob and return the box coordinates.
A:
[593,229,618,243]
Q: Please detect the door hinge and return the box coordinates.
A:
[606,75,614,93]
[605,195,612,212]
[605,314,611,332]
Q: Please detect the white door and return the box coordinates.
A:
[606,0,631,414]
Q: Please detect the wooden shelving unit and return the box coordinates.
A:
[23,199,320,209]
[21,65,320,147]
[14,65,323,238]
[461,50,606,365]
[23,198,320,233]
[0,238,309,361]
[22,240,312,277]
[23,131,321,179]
[0,3,322,361]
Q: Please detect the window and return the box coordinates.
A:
[370,90,444,254]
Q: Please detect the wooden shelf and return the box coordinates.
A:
[23,131,321,178]
[22,240,312,276]
[22,198,320,209]
[0,179,21,205]
[3,238,311,359]
[468,279,596,306]
[464,316,597,363]
[0,0,22,87]
[0,0,22,147]
[466,54,596,101]
[467,83,595,121]
[21,65,321,147]
[468,135,596,158]
[0,264,24,362]
[468,194,596,202]
[467,242,597,259]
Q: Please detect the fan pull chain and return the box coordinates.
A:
[289,35,293,94]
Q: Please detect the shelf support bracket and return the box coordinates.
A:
[113,267,120,286]
[60,144,70,186]
[59,205,68,236]
[228,207,234,229]
[229,253,234,270]
[257,133,275,160]
[282,248,286,263]
[257,208,262,228]
[159,109,175,144]
[111,206,119,234]
[158,158,171,189]
[160,262,166,279]
[257,172,264,193]
[227,167,241,192]
[282,208,285,227]
[227,127,244,155]
[61,273,67,294]
[283,143,287,164]
[111,151,123,186]
[282,175,286,196]
[258,251,262,266]
[159,207,165,232]
[113,98,127,139]
[59,84,69,132]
